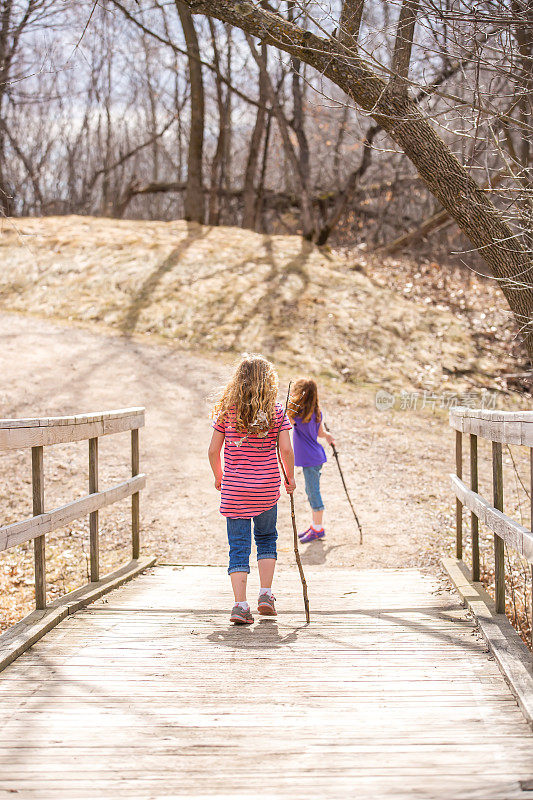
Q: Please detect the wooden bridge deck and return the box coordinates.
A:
[1,565,533,799]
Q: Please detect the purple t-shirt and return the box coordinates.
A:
[292,411,327,468]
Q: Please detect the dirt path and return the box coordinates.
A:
[0,312,455,625]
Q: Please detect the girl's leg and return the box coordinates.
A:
[312,509,324,528]
[303,466,325,526]
[258,558,276,589]
[300,467,325,541]
[230,571,248,602]
[227,517,252,601]
[253,505,278,587]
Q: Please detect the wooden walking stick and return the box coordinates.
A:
[276,383,310,624]
[325,422,363,545]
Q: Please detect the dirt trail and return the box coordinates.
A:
[0,312,455,625]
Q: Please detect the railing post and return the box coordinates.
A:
[131,428,140,560]
[530,448,533,649]
[455,430,463,559]
[492,441,505,614]
[89,437,99,582]
[32,446,46,610]
[470,433,480,581]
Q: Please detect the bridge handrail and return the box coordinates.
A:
[450,406,533,445]
[0,407,145,450]
[1,406,145,612]
[449,405,532,617]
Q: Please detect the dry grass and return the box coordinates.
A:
[0,215,519,392]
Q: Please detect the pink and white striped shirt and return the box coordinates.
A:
[212,403,291,518]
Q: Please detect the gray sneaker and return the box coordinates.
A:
[258,593,277,616]
[230,604,254,624]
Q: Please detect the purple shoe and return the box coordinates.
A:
[298,527,312,540]
[300,528,325,543]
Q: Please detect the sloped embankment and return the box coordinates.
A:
[0,215,502,390]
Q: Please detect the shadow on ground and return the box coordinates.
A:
[206,618,305,649]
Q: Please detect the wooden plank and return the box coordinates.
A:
[0,557,156,673]
[443,557,533,729]
[450,474,533,564]
[2,566,533,800]
[131,428,140,560]
[89,437,99,582]
[0,411,145,451]
[32,445,46,610]
[449,409,533,446]
[451,407,533,423]
[0,407,144,429]
[0,474,146,552]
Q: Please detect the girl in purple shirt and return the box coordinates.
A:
[288,379,335,542]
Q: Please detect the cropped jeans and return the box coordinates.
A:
[302,464,324,511]
[226,504,278,574]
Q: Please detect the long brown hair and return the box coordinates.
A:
[212,353,279,433]
[288,378,320,424]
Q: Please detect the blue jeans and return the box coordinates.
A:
[302,465,324,511]
[226,504,278,574]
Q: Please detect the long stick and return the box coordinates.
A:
[325,422,363,545]
[276,383,310,623]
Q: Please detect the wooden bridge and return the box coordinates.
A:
[1,407,533,799]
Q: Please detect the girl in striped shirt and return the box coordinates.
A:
[208,354,295,625]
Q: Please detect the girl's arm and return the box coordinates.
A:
[208,430,225,490]
[278,429,296,493]
[317,417,335,447]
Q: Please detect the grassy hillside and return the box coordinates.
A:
[0,215,515,391]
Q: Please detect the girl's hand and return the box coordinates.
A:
[326,432,336,447]
[214,476,222,491]
[284,476,296,494]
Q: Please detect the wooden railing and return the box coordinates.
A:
[450,407,533,615]
[0,408,146,610]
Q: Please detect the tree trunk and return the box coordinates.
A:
[176,1,205,223]
[315,123,379,245]
[290,53,314,240]
[246,35,315,238]
[181,0,533,359]
[242,44,268,229]
[0,1,14,214]
[207,18,225,225]
[256,112,272,231]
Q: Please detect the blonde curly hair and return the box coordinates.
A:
[212,353,279,433]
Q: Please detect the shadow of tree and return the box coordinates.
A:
[226,236,313,352]
[119,221,209,335]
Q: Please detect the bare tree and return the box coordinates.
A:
[175,1,205,223]
[242,43,268,229]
